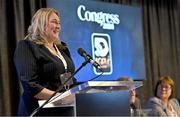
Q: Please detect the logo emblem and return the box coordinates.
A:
[91,33,113,75]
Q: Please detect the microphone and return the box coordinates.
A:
[78,48,101,70]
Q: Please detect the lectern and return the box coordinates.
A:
[36,81,143,116]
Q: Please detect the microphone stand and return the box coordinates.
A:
[30,60,89,117]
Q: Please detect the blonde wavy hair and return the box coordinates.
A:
[25,8,62,46]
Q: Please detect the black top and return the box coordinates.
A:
[14,40,76,116]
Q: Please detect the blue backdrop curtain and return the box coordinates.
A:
[0,0,180,116]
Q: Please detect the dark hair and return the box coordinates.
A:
[154,76,175,99]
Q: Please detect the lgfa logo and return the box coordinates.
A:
[91,33,113,75]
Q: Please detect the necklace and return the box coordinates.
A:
[46,44,67,70]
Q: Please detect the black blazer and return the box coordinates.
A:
[14,40,76,116]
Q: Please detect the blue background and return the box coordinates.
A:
[47,0,145,82]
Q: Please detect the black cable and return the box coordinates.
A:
[88,70,104,81]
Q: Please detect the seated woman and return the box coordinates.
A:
[144,76,180,116]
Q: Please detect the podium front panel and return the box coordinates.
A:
[75,91,130,116]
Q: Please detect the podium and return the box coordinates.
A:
[36,81,143,116]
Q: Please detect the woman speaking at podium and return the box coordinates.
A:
[14,8,76,116]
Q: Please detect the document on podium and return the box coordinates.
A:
[38,89,74,108]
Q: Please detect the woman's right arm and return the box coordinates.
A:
[14,40,55,100]
[34,88,55,100]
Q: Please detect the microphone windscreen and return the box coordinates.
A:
[78,48,86,56]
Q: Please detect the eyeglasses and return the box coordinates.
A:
[159,84,171,90]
